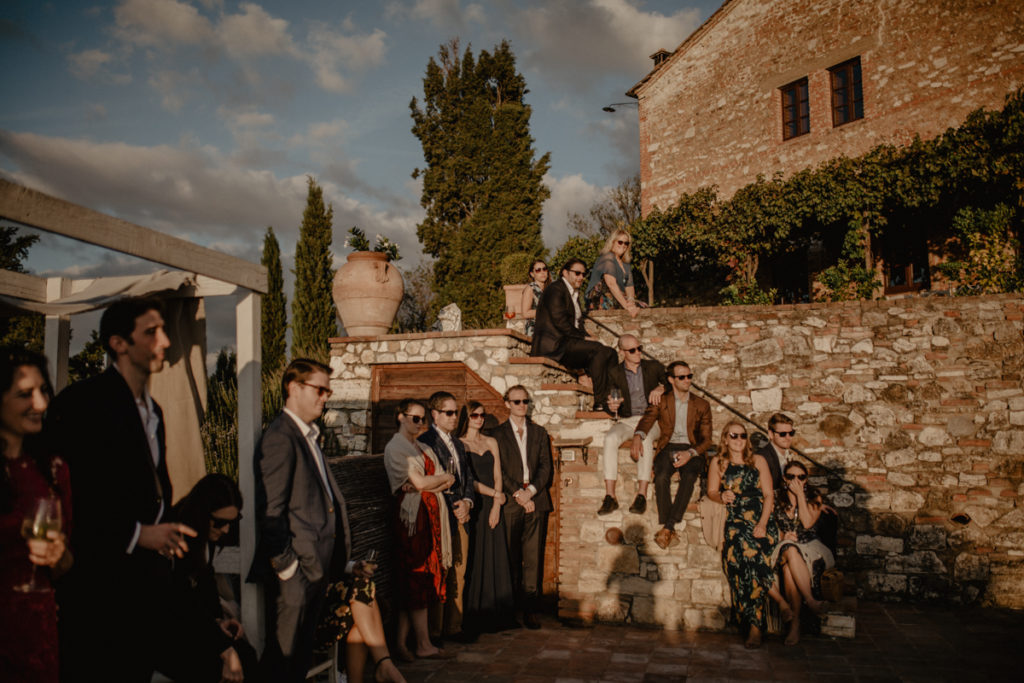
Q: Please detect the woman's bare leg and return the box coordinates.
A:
[784,546,824,612]
[396,611,414,660]
[768,579,793,621]
[782,563,801,645]
[346,626,368,683]
[349,599,406,682]
[411,607,440,657]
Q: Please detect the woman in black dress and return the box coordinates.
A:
[458,402,516,632]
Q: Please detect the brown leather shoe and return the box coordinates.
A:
[654,527,672,549]
[668,530,681,547]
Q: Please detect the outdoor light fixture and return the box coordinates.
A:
[602,101,639,112]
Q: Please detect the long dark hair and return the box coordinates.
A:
[0,347,56,514]
[456,400,484,438]
[171,473,243,571]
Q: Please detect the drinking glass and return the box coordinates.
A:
[16,497,62,593]
[608,388,622,422]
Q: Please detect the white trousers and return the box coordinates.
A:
[602,416,660,484]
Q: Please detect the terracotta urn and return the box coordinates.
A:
[332,252,404,336]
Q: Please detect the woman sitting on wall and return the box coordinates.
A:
[706,420,778,649]
[520,260,550,337]
[585,228,640,317]
[383,398,454,661]
[767,460,835,646]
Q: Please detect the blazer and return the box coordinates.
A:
[47,366,171,586]
[418,426,478,514]
[494,419,554,513]
[530,278,586,360]
[635,389,713,455]
[607,358,669,418]
[248,412,350,585]
[755,442,786,492]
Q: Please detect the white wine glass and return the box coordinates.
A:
[608,387,622,422]
[16,496,62,593]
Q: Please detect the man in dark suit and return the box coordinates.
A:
[633,361,714,549]
[530,257,617,410]
[50,296,239,682]
[494,385,553,629]
[597,334,669,516]
[417,391,476,641]
[249,358,353,682]
[755,412,794,492]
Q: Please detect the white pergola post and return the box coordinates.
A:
[44,277,71,391]
[236,290,263,649]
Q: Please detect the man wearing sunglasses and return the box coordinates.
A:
[418,391,476,642]
[597,334,670,516]
[250,358,352,682]
[634,360,713,549]
[494,385,553,629]
[755,413,795,491]
[529,257,618,411]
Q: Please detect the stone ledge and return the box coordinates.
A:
[330,328,530,344]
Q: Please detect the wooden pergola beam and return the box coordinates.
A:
[0,179,267,293]
[0,268,47,302]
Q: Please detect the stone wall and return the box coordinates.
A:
[326,293,1024,630]
[634,0,1024,208]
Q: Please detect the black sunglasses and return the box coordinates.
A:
[784,473,807,481]
[533,266,548,273]
[728,432,748,440]
[469,411,486,419]
[568,269,586,276]
[508,398,531,405]
[773,429,796,437]
[616,239,630,246]
[673,373,693,380]
[435,409,457,417]
[300,382,333,398]
[402,413,425,424]
[623,346,643,354]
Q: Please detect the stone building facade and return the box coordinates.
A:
[326,294,1023,629]
[629,0,1024,209]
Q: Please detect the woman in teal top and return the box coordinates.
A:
[585,229,639,317]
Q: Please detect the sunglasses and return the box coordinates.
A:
[616,239,630,246]
[469,411,486,419]
[728,433,748,440]
[210,514,240,530]
[673,373,693,380]
[784,473,808,481]
[402,413,425,424]
[533,266,548,273]
[508,398,531,405]
[568,269,586,276]
[301,382,333,398]
[773,429,796,437]
[435,409,457,417]
[623,346,643,354]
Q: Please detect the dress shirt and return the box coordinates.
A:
[561,276,582,327]
[511,418,537,496]
[669,393,690,445]
[770,443,788,472]
[115,365,164,554]
[624,365,647,418]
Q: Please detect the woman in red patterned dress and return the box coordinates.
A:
[0,347,72,683]
[383,398,454,661]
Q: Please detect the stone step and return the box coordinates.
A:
[541,382,593,395]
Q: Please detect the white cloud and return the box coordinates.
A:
[511,0,701,92]
[113,0,215,48]
[217,106,276,129]
[400,0,486,28]
[306,24,388,93]
[542,172,606,250]
[217,3,298,59]
[68,49,132,84]
[148,69,197,113]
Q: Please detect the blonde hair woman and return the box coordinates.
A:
[585,229,639,317]
[706,420,777,648]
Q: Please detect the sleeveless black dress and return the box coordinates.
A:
[463,450,516,632]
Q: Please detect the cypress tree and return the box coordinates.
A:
[260,227,287,375]
[291,176,337,362]
[411,39,550,327]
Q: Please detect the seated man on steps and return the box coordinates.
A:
[597,334,669,516]
[634,360,713,549]
[530,257,617,410]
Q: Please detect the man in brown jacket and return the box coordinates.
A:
[632,360,713,549]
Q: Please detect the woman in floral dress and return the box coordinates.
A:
[706,420,777,648]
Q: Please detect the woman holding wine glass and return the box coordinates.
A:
[0,347,71,682]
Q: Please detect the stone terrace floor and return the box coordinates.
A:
[391,601,1023,683]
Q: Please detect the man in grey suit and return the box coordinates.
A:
[249,358,352,682]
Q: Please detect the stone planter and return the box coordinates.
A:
[333,252,404,336]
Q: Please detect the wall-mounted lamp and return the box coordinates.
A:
[602,101,639,113]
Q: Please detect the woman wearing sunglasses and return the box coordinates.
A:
[520,260,550,338]
[457,402,515,634]
[767,460,833,645]
[383,399,455,661]
[706,421,778,649]
[585,229,639,317]
[168,473,256,681]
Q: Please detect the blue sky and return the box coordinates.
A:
[1,0,720,353]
